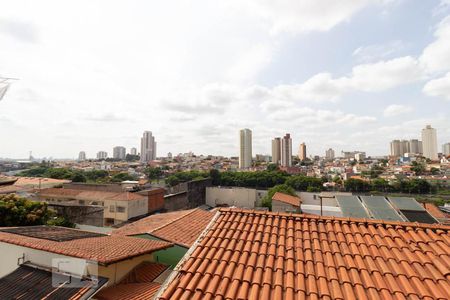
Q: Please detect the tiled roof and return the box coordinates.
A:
[37,188,146,201]
[272,192,301,207]
[95,282,161,300]
[425,203,450,220]
[159,208,450,300]
[0,226,172,265]
[0,264,107,300]
[113,208,214,247]
[120,262,169,284]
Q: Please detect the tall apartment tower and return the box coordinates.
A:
[298,142,307,161]
[78,151,86,161]
[140,131,157,163]
[443,143,450,156]
[271,138,281,165]
[239,129,252,169]
[97,151,108,160]
[113,146,126,160]
[422,125,438,160]
[390,140,401,156]
[130,147,137,155]
[325,148,335,160]
[400,140,410,155]
[281,134,292,167]
[409,139,422,154]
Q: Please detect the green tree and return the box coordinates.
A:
[0,194,72,227]
[261,184,297,210]
[411,161,426,175]
[285,175,323,191]
[344,178,371,193]
[209,169,221,186]
[111,172,137,182]
[146,167,163,181]
[266,164,279,172]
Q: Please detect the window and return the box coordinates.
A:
[110,205,115,212]
[117,206,126,213]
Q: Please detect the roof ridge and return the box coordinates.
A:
[219,208,450,230]
[150,208,199,233]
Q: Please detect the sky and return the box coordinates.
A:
[1,0,450,159]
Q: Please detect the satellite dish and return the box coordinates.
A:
[0,76,19,102]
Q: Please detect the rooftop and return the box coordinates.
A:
[272,192,301,207]
[0,264,107,300]
[37,187,146,201]
[0,226,172,265]
[159,208,450,300]
[113,208,214,248]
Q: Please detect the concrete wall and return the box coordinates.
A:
[186,178,212,208]
[49,204,104,227]
[272,200,299,213]
[97,253,154,285]
[164,192,189,211]
[63,183,124,192]
[206,187,257,208]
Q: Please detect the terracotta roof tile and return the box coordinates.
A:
[114,208,214,247]
[158,208,450,300]
[272,192,301,207]
[95,282,161,300]
[0,226,172,265]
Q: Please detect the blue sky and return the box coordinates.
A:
[0,0,450,159]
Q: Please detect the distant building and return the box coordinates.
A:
[97,151,108,160]
[271,137,281,165]
[355,152,366,161]
[298,142,306,161]
[113,146,126,160]
[422,125,438,160]
[239,129,252,169]
[325,148,335,160]
[281,134,292,167]
[391,139,422,156]
[409,139,422,154]
[167,152,173,159]
[130,147,137,155]
[443,143,450,156]
[78,151,86,161]
[141,131,157,163]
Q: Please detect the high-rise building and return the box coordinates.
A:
[167,152,173,159]
[130,147,137,155]
[422,125,438,160]
[400,140,410,155]
[97,151,108,159]
[390,140,401,156]
[443,143,450,156]
[271,138,281,165]
[281,134,292,167]
[78,151,86,161]
[325,148,335,160]
[409,139,422,154]
[298,142,306,161]
[239,129,252,169]
[140,131,157,163]
[113,146,126,160]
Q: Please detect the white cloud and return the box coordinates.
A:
[352,40,407,63]
[423,72,450,100]
[235,0,389,35]
[420,15,450,73]
[383,104,413,117]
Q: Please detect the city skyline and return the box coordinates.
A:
[1,1,450,158]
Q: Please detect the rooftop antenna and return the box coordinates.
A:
[0,76,19,102]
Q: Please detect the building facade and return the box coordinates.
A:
[325,148,335,160]
[130,147,137,155]
[271,137,281,165]
[298,142,306,161]
[78,151,86,161]
[422,125,438,160]
[443,143,450,156]
[97,151,108,160]
[113,146,126,160]
[281,134,292,167]
[141,131,157,163]
[239,129,252,169]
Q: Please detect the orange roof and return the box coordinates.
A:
[425,203,450,220]
[120,262,168,284]
[114,208,214,248]
[159,208,450,300]
[95,282,161,300]
[0,227,172,265]
[37,188,146,201]
[272,192,301,207]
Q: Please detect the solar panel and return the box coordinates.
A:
[400,210,438,224]
[388,197,425,211]
[335,196,370,218]
[360,196,404,221]
[0,226,106,242]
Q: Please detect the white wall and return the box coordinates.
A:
[206,187,258,208]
